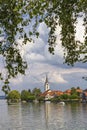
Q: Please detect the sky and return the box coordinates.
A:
[0,17,87,95]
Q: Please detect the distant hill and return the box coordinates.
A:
[0,96,6,99]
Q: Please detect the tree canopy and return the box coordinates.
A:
[21,90,35,102]
[32,88,41,97]
[7,90,21,102]
[0,0,87,84]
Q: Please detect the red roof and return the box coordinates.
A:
[41,90,63,97]
[76,89,83,93]
[64,89,71,95]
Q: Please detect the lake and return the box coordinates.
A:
[0,100,87,130]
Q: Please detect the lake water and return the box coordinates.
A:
[0,100,87,130]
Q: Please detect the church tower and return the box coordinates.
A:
[44,75,50,91]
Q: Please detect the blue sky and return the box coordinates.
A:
[0,18,87,95]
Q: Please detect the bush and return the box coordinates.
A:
[37,96,45,102]
[28,95,35,101]
[60,94,69,100]
[69,94,79,99]
[32,88,41,98]
[7,90,21,103]
[21,90,35,102]
[50,96,61,102]
[21,90,30,101]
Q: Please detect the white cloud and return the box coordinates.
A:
[60,68,87,75]
[27,53,45,62]
[50,72,67,83]
[55,25,64,57]
[10,76,23,85]
[38,22,49,35]
[26,63,68,83]
[75,17,85,42]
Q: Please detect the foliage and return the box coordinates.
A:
[37,96,45,102]
[2,84,10,96]
[28,89,31,93]
[28,95,35,101]
[60,94,69,100]
[51,93,80,102]
[50,96,61,102]
[0,0,87,85]
[7,90,21,102]
[21,90,30,101]
[69,94,79,99]
[77,86,80,89]
[21,90,35,102]
[71,87,77,95]
[32,88,41,98]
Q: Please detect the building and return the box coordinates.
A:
[64,89,71,95]
[44,74,50,91]
[43,75,52,100]
[64,88,83,95]
[41,75,83,101]
[41,75,63,100]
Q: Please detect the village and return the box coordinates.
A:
[4,75,87,104]
[40,75,87,102]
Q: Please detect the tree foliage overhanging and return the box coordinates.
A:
[0,0,87,84]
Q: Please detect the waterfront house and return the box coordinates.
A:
[64,88,83,95]
[41,89,63,100]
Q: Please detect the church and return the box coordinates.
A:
[41,75,63,100]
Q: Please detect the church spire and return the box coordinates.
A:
[44,74,50,91]
[45,74,48,83]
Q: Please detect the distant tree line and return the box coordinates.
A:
[4,86,85,104]
[6,88,42,103]
[51,87,82,102]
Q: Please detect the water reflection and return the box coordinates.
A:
[7,103,22,130]
[44,102,67,130]
[20,103,46,130]
[64,103,87,130]
[0,100,9,130]
[1,101,87,130]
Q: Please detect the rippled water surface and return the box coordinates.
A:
[0,100,87,130]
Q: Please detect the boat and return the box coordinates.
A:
[59,101,65,105]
